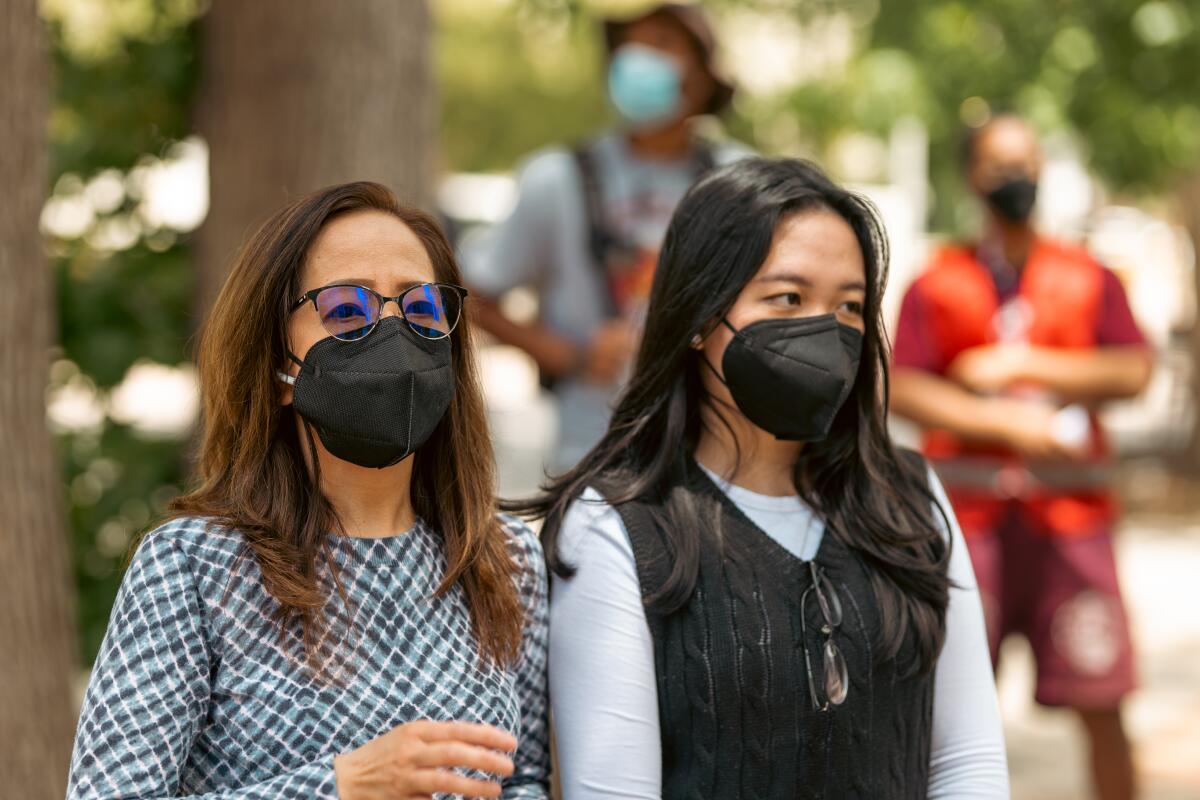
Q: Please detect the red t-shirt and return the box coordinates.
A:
[893,253,1146,375]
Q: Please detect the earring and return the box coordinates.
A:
[690,334,703,347]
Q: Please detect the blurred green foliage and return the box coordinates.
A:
[43,1,201,661]
[867,0,1200,230]
[502,0,1199,231]
[437,1,610,171]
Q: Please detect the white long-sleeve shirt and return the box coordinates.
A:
[549,465,1010,799]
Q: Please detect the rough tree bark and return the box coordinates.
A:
[0,1,79,795]
[194,0,435,315]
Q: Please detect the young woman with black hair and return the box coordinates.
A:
[511,159,1008,798]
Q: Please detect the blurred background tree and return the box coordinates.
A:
[196,0,434,314]
[1,1,76,794]
[437,0,608,172]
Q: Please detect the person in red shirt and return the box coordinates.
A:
[891,114,1152,800]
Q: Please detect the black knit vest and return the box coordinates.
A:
[596,463,936,799]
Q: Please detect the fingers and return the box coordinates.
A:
[406,720,518,752]
[413,742,514,777]
[387,720,516,798]
[407,768,503,799]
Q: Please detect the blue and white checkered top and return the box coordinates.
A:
[67,514,549,799]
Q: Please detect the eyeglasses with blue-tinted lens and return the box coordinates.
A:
[290,282,467,342]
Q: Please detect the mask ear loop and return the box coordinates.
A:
[699,353,727,387]
[280,347,338,494]
[695,315,750,473]
[276,350,313,385]
[696,317,740,386]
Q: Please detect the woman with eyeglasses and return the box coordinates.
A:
[511,159,1008,798]
[67,182,549,799]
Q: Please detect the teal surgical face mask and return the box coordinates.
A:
[607,44,684,128]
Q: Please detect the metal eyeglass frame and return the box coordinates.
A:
[800,561,848,712]
[290,282,469,341]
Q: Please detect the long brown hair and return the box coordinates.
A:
[170,181,522,669]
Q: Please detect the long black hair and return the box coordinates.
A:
[507,158,951,675]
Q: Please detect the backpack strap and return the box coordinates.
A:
[572,144,620,319]
[551,139,720,393]
[572,137,720,286]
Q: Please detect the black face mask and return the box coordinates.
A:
[279,316,455,469]
[712,313,863,442]
[984,176,1038,223]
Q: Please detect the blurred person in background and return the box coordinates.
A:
[515,158,1008,798]
[890,114,1153,800]
[462,2,748,473]
[67,183,549,799]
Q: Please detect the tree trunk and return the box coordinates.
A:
[194,0,435,315]
[0,2,79,795]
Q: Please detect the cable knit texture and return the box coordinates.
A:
[598,463,935,799]
[66,514,550,799]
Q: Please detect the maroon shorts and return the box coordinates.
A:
[964,505,1136,709]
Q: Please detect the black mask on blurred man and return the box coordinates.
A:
[984,176,1038,223]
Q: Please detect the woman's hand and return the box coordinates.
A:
[333,720,517,799]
